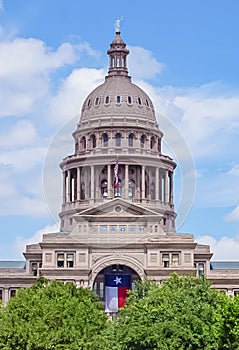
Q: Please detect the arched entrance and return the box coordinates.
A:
[93,264,140,311]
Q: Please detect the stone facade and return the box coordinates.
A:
[1,30,239,306]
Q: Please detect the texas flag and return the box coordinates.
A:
[105,274,131,312]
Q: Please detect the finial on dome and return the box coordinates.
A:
[114,16,123,33]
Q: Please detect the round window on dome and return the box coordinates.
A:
[105,96,110,104]
[137,97,142,105]
[116,95,121,104]
[87,99,92,107]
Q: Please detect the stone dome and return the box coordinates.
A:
[80,32,156,123]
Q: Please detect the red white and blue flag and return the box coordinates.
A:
[114,159,119,189]
[105,274,131,312]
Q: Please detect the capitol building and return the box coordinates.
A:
[1,28,239,307]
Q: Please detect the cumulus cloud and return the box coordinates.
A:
[198,235,239,261]
[0,119,37,149]
[128,45,164,80]
[47,67,105,124]
[225,205,239,222]
[14,223,60,259]
[0,37,98,118]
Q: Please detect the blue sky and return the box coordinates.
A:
[0,0,239,260]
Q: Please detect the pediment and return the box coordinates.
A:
[73,198,162,222]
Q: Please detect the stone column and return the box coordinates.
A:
[90,165,94,199]
[67,170,71,203]
[155,167,159,201]
[77,167,81,200]
[124,164,129,199]
[141,165,145,199]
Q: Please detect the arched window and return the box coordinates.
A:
[105,96,109,104]
[115,133,121,147]
[80,136,86,149]
[128,133,134,147]
[140,135,145,148]
[95,97,99,106]
[102,133,108,147]
[101,180,108,197]
[150,182,155,200]
[116,95,121,104]
[150,136,156,150]
[128,179,136,198]
[137,97,142,105]
[91,134,96,148]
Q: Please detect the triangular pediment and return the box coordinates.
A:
[73,198,162,222]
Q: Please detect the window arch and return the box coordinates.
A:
[128,133,134,147]
[91,134,96,148]
[102,133,108,147]
[128,179,136,198]
[150,136,156,150]
[101,179,108,197]
[115,133,121,147]
[80,136,86,149]
[140,135,145,148]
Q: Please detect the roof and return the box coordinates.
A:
[210,261,239,270]
[0,261,26,269]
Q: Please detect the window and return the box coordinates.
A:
[145,99,149,107]
[234,290,239,296]
[87,99,91,107]
[105,96,109,104]
[10,289,16,298]
[127,96,132,104]
[116,95,121,104]
[172,254,179,267]
[80,136,86,149]
[0,289,2,301]
[128,179,135,198]
[101,179,108,197]
[91,134,96,148]
[198,263,205,276]
[95,97,99,105]
[140,135,145,148]
[150,136,156,149]
[116,133,121,147]
[128,133,134,147]
[102,133,108,147]
[31,262,38,276]
[57,253,65,268]
[162,254,169,268]
[66,253,74,268]
[137,97,142,105]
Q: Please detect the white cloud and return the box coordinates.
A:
[14,223,60,259]
[128,45,164,80]
[47,67,105,124]
[225,205,239,222]
[0,120,37,149]
[197,235,239,261]
[0,37,98,118]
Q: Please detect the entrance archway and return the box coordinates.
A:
[93,264,140,304]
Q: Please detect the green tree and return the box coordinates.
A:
[109,274,222,350]
[0,277,108,350]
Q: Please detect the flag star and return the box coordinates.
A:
[114,276,122,285]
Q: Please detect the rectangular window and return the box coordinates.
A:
[31,262,38,276]
[198,263,205,276]
[57,253,65,268]
[66,253,74,268]
[234,290,239,296]
[162,254,169,268]
[171,254,179,267]
[10,289,16,298]
[0,289,2,301]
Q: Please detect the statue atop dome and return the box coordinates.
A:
[114,16,123,33]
